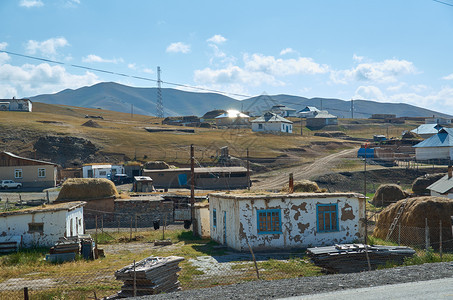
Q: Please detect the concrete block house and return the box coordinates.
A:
[209,192,365,251]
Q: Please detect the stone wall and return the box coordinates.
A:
[114,197,174,227]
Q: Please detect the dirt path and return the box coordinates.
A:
[251,148,358,190]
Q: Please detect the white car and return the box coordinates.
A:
[0,180,22,189]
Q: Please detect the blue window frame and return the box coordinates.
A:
[213,209,217,228]
[257,209,282,234]
[317,204,339,232]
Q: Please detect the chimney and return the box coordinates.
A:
[449,164,452,179]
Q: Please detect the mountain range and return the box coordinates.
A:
[30,82,452,119]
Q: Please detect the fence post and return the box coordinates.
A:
[101,215,104,234]
[24,287,29,300]
[130,217,133,241]
[133,260,137,297]
[425,218,430,251]
[440,220,443,261]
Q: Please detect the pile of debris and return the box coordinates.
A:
[46,235,96,263]
[307,243,415,273]
[114,256,184,297]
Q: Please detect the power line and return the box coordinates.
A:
[0,50,252,99]
[433,0,453,7]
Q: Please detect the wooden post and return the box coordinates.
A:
[245,238,260,280]
[24,287,29,300]
[46,190,50,204]
[425,218,430,251]
[440,220,443,260]
[101,215,104,234]
[190,144,196,237]
[364,244,371,271]
[247,148,250,191]
[364,144,368,245]
[300,119,303,136]
[95,215,98,256]
[133,260,137,297]
[289,173,294,193]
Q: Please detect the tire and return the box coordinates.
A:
[16,185,21,189]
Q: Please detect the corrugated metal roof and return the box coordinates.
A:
[310,111,337,119]
[251,112,293,123]
[2,151,57,166]
[298,106,320,113]
[215,110,250,119]
[427,174,453,194]
[413,128,453,148]
[410,123,442,135]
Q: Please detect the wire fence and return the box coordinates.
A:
[2,222,453,300]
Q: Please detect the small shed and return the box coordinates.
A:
[215,110,250,128]
[209,192,365,251]
[251,112,293,133]
[82,164,124,179]
[306,111,338,129]
[413,128,453,161]
[0,202,85,248]
[133,176,155,192]
[0,98,32,112]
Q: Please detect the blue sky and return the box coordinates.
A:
[1,0,453,114]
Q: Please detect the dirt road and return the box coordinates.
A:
[251,148,358,191]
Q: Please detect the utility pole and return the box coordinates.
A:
[351,99,354,119]
[364,142,368,244]
[320,99,323,111]
[156,66,164,118]
[190,144,196,236]
[247,148,250,190]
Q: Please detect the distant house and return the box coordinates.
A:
[297,106,320,118]
[0,152,58,189]
[425,116,451,125]
[413,128,453,161]
[209,192,365,251]
[0,98,32,112]
[371,114,396,119]
[133,176,155,192]
[143,166,249,190]
[215,110,250,128]
[0,202,85,248]
[427,167,453,199]
[306,111,338,129]
[411,124,443,139]
[162,116,200,126]
[270,104,297,117]
[251,112,293,133]
[82,164,124,179]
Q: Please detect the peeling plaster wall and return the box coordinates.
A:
[0,207,84,248]
[195,206,210,238]
[209,193,364,251]
[65,208,85,237]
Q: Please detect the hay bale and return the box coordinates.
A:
[373,196,453,248]
[412,173,445,195]
[371,184,408,207]
[402,131,420,139]
[144,161,170,170]
[82,120,101,128]
[56,178,119,201]
[281,180,320,193]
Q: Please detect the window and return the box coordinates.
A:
[28,223,44,233]
[258,124,263,129]
[213,209,217,228]
[317,204,338,232]
[14,169,22,178]
[38,168,46,178]
[99,171,107,176]
[257,209,281,234]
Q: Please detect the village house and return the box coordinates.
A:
[82,164,125,179]
[209,192,365,251]
[215,109,250,128]
[427,166,453,199]
[0,151,58,189]
[413,128,453,162]
[425,116,451,125]
[410,123,443,139]
[306,111,338,129]
[251,112,293,134]
[297,106,320,118]
[0,201,86,248]
[270,104,297,117]
[0,98,32,112]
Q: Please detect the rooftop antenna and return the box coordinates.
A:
[156,66,164,118]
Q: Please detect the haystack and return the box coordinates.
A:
[373,196,453,248]
[281,180,320,193]
[56,178,119,201]
[371,184,407,207]
[144,161,171,170]
[82,120,101,128]
[412,173,445,195]
[402,131,420,139]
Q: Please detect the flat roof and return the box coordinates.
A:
[209,192,364,201]
[0,201,86,217]
[115,195,164,202]
[144,166,247,173]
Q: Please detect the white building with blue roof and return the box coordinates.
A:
[413,128,453,161]
[410,123,443,139]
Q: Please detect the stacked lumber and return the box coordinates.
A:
[307,243,415,273]
[115,256,184,297]
[49,238,80,254]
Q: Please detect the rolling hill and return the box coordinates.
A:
[30,82,451,119]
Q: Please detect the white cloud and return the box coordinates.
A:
[387,82,406,92]
[354,85,385,101]
[0,62,99,97]
[352,54,364,62]
[82,54,123,64]
[280,48,296,55]
[0,42,7,50]
[389,87,453,114]
[207,35,227,44]
[166,42,190,54]
[331,59,417,84]
[143,68,154,74]
[410,84,428,93]
[19,0,43,8]
[443,73,453,80]
[26,37,69,58]
[127,63,136,70]
[244,53,329,76]
[209,44,226,59]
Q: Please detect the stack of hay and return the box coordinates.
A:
[115,256,184,297]
[56,178,119,201]
[371,184,407,207]
[412,173,445,196]
[281,179,321,193]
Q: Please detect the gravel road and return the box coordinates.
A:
[135,262,453,300]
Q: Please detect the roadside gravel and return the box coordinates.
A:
[135,262,453,300]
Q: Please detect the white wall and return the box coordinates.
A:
[415,147,452,161]
[430,190,453,199]
[209,193,365,251]
[252,122,292,133]
[0,206,84,248]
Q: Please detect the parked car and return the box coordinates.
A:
[0,180,22,189]
[112,174,130,185]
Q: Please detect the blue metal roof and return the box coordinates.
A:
[413,128,453,148]
[410,124,442,135]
